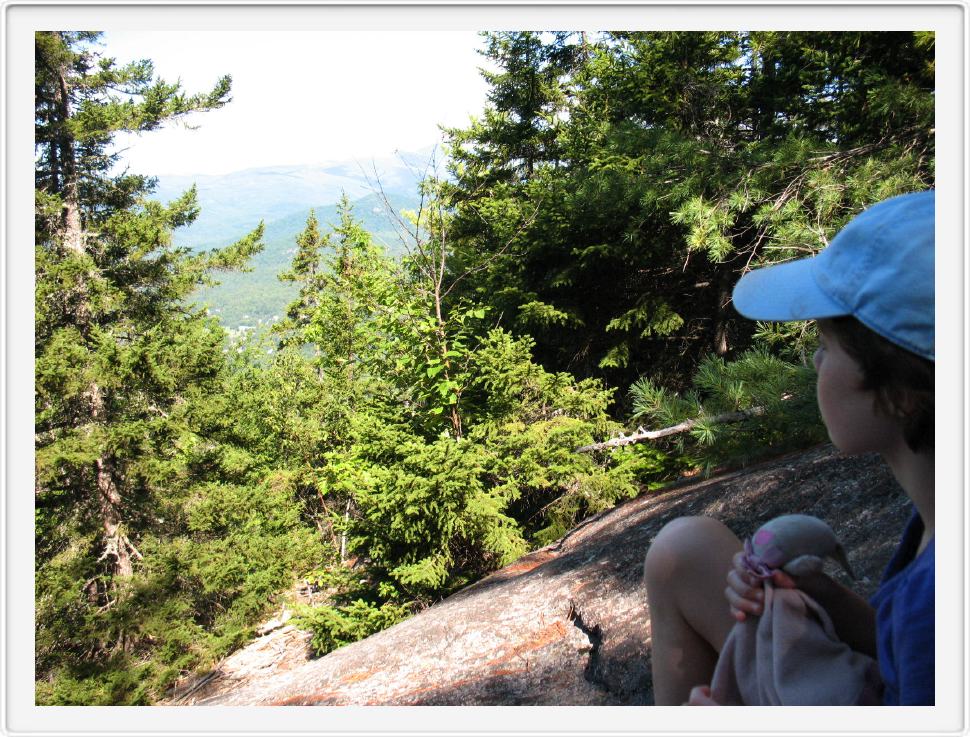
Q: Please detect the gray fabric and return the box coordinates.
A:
[710,582,883,705]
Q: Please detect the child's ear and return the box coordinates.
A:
[882,386,916,419]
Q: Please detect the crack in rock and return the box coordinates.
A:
[567,600,609,692]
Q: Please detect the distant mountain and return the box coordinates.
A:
[192,190,421,331]
[143,147,437,330]
[152,146,439,251]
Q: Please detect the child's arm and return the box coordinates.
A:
[725,553,877,658]
[785,570,877,658]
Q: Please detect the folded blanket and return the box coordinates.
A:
[710,579,883,705]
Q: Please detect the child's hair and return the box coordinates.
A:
[823,316,934,453]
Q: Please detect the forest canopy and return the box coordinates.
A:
[34,30,933,704]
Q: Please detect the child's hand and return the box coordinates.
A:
[724,551,798,621]
[684,685,720,705]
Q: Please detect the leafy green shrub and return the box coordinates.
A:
[292,599,413,657]
[336,328,666,605]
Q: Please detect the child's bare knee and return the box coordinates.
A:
[643,516,732,588]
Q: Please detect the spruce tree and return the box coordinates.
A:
[443,31,934,391]
[34,32,268,703]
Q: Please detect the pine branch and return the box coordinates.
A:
[574,406,766,453]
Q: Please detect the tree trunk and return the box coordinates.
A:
[46,47,133,579]
[88,383,140,579]
[340,499,351,563]
[433,294,463,440]
[51,51,84,254]
[712,277,733,356]
[96,456,133,578]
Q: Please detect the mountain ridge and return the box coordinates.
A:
[152,145,438,249]
[149,149,434,329]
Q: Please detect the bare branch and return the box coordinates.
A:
[574,406,767,453]
[442,200,542,300]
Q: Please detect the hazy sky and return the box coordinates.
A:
[100,31,492,176]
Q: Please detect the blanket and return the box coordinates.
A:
[710,575,883,705]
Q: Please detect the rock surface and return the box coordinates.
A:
[165,444,910,706]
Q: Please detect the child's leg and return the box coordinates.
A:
[644,516,741,705]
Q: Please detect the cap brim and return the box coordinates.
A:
[732,257,848,322]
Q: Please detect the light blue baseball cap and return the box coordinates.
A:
[732,190,935,361]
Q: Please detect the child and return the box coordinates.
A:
[643,190,935,705]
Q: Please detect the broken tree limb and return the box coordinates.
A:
[575,406,766,453]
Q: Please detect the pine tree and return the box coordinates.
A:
[34,32,268,702]
[276,208,324,352]
[443,31,934,391]
[277,194,397,435]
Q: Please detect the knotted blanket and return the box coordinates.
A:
[710,540,883,705]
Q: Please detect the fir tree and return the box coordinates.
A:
[34,32,268,703]
[443,31,934,390]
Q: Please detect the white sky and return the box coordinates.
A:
[100,31,492,176]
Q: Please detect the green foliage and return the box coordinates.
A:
[517,300,581,329]
[630,348,827,473]
[341,328,648,597]
[348,433,511,593]
[293,599,413,657]
[275,195,400,437]
[444,31,934,388]
[288,566,413,657]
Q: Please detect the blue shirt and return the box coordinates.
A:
[869,510,935,705]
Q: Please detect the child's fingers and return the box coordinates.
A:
[726,567,763,599]
[727,559,760,590]
[724,579,763,619]
[731,550,748,572]
[772,570,798,589]
[685,684,720,705]
[725,557,766,619]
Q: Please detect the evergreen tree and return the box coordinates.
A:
[443,31,934,393]
[272,196,403,562]
[270,185,650,642]
[276,208,325,351]
[460,31,582,181]
[34,31,274,703]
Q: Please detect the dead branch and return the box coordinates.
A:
[442,200,541,300]
[168,665,224,705]
[575,406,767,453]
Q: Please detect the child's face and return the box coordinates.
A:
[813,321,904,457]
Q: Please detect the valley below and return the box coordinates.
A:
[152,154,427,329]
